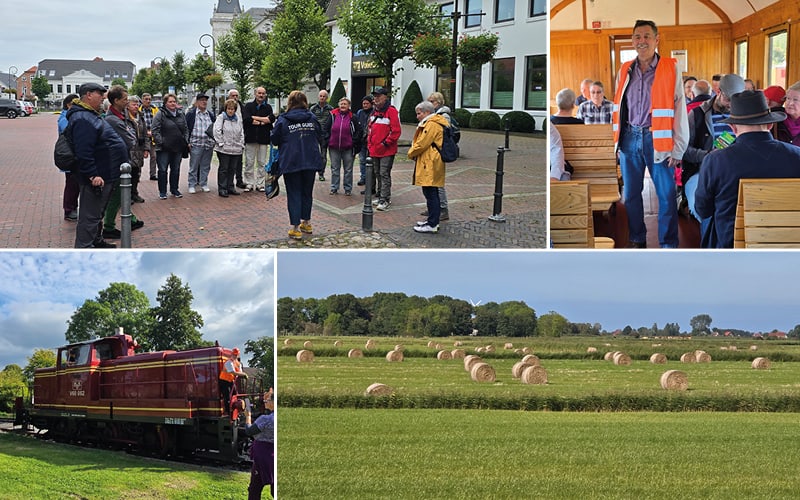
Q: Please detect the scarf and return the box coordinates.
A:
[73,98,102,116]
[784,115,800,139]
[224,112,238,122]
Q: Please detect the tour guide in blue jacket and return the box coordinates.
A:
[67,82,129,248]
[694,90,800,248]
[270,90,323,240]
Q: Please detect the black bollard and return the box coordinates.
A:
[504,121,511,150]
[361,156,374,231]
[119,163,132,248]
[488,147,506,222]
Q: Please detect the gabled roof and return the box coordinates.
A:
[36,59,136,82]
[215,0,242,14]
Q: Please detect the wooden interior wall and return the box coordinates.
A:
[550,24,729,112]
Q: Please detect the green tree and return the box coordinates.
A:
[496,301,537,337]
[261,0,333,96]
[0,365,26,412]
[323,312,343,336]
[399,80,424,123]
[690,314,713,335]
[330,78,346,105]
[149,274,205,352]
[337,0,448,90]
[186,52,216,92]
[473,302,500,336]
[155,59,176,95]
[217,14,268,96]
[171,51,188,95]
[65,283,153,344]
[31,75,51,103]
[131,68,158,97]
[244,336,274,389]
[111,77,127,88]
[538,311,569,337]
[23,348,57,384]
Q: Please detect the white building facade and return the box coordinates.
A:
[329,0,547,129]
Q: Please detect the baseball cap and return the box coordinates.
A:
[78,82,107,96]
[718,74,745,97]
[763,85,786,104]
[372,87,389,96]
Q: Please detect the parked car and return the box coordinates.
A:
[22,101,36,114]
[17,100,33,117]
[0,98,23,118]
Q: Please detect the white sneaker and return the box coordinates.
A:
[416,220,429,226]
[188,186,196,194]
[201,186,210,192]
[372,199,379,206]
[413,223,439,233]
[376,201,390,211]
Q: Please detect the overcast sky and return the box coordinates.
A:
[278,251,800,335]
[1,1,255,79]
[0,251,275,370]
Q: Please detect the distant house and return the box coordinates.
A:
[36,57,135,108]
[766,331,787,340]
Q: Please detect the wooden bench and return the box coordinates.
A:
[734,178,800,248]
[554,123,620,213]
[550,180,614,248]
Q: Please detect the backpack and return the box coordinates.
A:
[431,122,459,162]
[54,123,76,171]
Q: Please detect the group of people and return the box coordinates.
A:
[550,18,800,248]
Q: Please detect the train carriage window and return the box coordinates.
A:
[736,40,748,79]
[767,30,787,88]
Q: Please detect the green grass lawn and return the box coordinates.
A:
[0,433,270,500]
[279,408,800,499]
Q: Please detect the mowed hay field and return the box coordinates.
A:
[277,336,800,498]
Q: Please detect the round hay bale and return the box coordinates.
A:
[504,342,514,350]
[660,370,688,391]
[283,338,293,346]
[603,351,615,361]
[333,340,342,347]
[720,346,729,351]
[386,350,403,362]
[680,352,696,363]
[348,348,363,358]
[695,350,712,363]
[365,383,393,396]
[365,339,376,350]
[521,354,540,366]
[464,354,482,372]
[484,345,496,353]
[522,347,532,355]
[750,345,758,351]
[451,348,466,359]
[649,353,668,364]
[470,362,496,382]
[303,340,313,349]
[296,350,314,362]
[512,361,529,378]
[752,357,771,370]
[475,347,485,354]
[394,344,405,352]
[435,343,443,350]
[587,347,598,353]
[613,352,631,366]
[453,341,463,347]
[521,365,548,385]
[437,350,452,360]
[427,340,435,348]
[514,348,522,354]
[729,345,737,351]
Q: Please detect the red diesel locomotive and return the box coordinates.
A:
[18,330,254,462]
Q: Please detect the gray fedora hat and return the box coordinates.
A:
[722,90,786,125]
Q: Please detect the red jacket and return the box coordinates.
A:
[367,103,401,157]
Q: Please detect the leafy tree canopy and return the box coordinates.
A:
[149,274,205,352]
[217,14,268,96]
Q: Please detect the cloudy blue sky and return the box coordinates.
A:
[1,1,272,80]
[278,251,800,335]
[0,251,275,370]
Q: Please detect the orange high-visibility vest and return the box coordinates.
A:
[612,57,677,152]
[219,359,240,383]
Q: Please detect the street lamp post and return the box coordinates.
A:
[199,33,217,114]
[7,66,17,99]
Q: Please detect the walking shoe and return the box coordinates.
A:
[237,181,247,189]
[357,179,365,186]
[299,222,313,234]
[288,228,302,240]
[440,209,449,221]
[228,189,241,195]
[330,189,337,195]
[345,191,352,196]
[376,201,390,211]
[102,228,122,239]
[626,241,647,249]
[256,186,265,192]
[172,191,183,198]
[188,186,196,194]
[201,186,210,192]
[150,175,158,181]
[372,199,379,206]
[416,220,429,227]
[219,190,229,197]
[64,210,78,221]
[413,223,439,233]
[131,220,144,230]
[132,195,145,203]
[318,174,325,181]
[93,240,116,248]
[159,193,168,200]
[244,185,253,192]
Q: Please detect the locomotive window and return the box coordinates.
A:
[95,343,114,361]
[63,345,90,366]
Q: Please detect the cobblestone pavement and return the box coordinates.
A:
[0,114,546,249]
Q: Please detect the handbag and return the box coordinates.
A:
[264,145,280,200]
[205,121,215,139]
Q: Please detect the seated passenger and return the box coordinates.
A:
[687,79,713,111]
[576,81,613,124]
[550,88,584,125]
[774,82,800,146]
[549,121,571,181]
[694,90,800,247]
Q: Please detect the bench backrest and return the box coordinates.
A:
[554,123,620,211]
[734,178,800,248]
[550,180,594,248]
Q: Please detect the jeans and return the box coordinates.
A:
[75,181,114,247]
[619,125,679,247]
[188,145,214,188]
[284,169,316,226]
[318,142,329,174]
[329,148,354,193]
[683,173,712,242]
[157,150,183,195]
[63,171,80,212]
[438,187,448,209]
[371,155,394,202]
[358,145,368,182]
[422,186,441,226]
[244,143,268,188]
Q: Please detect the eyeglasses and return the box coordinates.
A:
[785,96,800,104]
